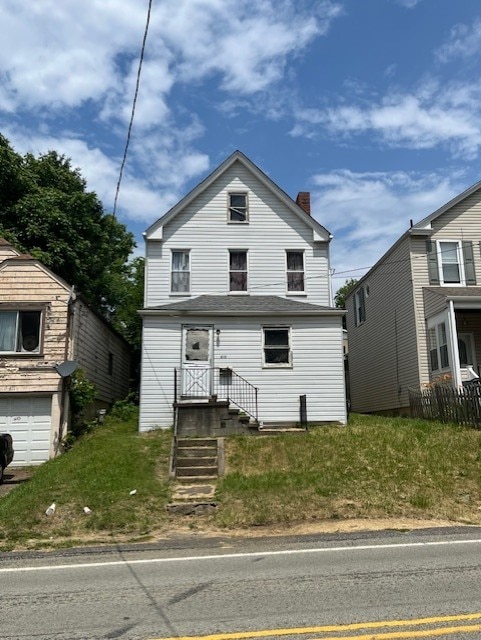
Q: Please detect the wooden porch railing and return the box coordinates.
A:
[174,367,259,422]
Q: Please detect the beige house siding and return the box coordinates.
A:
[423,288,448,320]
[71,299,131,407]
[347,236,420,413]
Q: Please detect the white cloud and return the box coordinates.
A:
[436,19,481,62]
[310,169,464,283]
[292,85,481,159]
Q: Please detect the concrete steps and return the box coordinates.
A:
[175,437,219,481]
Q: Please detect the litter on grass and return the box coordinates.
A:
[45,503,56,517]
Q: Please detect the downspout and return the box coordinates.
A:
[448,300,461,388]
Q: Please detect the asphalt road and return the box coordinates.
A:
[2,526,481,640]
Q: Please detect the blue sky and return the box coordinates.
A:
[1,0,481,289]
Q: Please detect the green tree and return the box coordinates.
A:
[0,134,138,314]
[334,277,358,309]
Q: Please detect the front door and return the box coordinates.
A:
[181,325,213,397]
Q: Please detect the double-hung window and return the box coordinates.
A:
[428,322,449,372]
[286,251,305,293]
[171,250,190,293]
[229,250,248,292]
[354,287,366,326]
[438,241,464,285]
[228,193,248,222]
[263,326,292,367]
[0,310,42,353]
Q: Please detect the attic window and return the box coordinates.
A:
[0,310,42,353]
[228,193,248,223]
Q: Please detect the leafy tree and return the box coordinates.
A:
[0,135,142,358]
[334,278,358,309]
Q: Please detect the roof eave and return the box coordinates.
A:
[139,308,345,317]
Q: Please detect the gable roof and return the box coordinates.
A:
[411,180,481,233]
[141,294,343,316]
[144,150,331,243]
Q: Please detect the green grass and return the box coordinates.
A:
[0,411,172,550]
[215,414,481,528]
[3,412,481,550]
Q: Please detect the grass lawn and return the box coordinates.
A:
[2,411,481,550]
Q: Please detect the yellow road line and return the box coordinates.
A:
[148,613,481,640]
[311,623,481,639]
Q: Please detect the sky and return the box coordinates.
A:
[1,0,481,289]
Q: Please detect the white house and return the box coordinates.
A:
[139,151,347,433]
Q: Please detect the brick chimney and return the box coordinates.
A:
[296,191,311,215]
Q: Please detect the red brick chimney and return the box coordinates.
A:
[296,191,311,215]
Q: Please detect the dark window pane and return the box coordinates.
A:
[264,329,289,346]
[230,194,246,208]
[287,252,303,271]
[19,311,40,352]
[442,264,460,283]
[230,251,247,270]
[430,349,439,371]
[229,194,247,221]
[440,344,449,369]
[230,271,247,291]
[172,272,190,292]
[287,272,304,291]
[265,348,289,364]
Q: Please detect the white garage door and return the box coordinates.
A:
[0,396,52,465]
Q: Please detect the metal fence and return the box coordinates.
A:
[408,383,481,427]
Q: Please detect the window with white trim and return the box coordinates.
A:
[354,287,366,326]
[438,241,464,285]
[263,326,291,367]
[286,251,305,292]
[0,310,42,353]
[171,250,190,293]
[229,250,248,291]
[228,193,248,222]
[428,321,449,372]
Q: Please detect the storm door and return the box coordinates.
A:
[181,325,213,397]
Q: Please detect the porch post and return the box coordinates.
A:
[448,300,462,388]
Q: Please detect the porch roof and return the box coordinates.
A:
[140,294,344,316]
[425,286,481,310]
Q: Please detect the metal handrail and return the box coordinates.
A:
[174,366,258,422]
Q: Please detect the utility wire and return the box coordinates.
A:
[112,0,153,218]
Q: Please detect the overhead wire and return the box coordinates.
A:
[112,0,153,218]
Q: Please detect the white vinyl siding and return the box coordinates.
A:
[145,162,330,306]
[139,314,346,430]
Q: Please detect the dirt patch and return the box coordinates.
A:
[0,467,33,498]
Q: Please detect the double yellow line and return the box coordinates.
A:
[149,612,481,640]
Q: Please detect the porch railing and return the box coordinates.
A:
[408,382,481,427]
[174,367,259,422]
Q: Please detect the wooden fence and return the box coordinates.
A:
[408,383,481,427]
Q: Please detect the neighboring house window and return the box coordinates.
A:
[286,251,305,292]
[426,239,476,286]
[108,352,114,375]
[228,193,248,222]
[229,250,248,291]
[0,310,42,353]
[354,287,366,326]
[428,322,449,372]
[171,250,190,293]
[263,326,291,367]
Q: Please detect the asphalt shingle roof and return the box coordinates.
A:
[425,287,481,298]
[144,294,337,313]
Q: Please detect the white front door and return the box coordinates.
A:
[181,325,213,397]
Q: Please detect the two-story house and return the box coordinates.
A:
[346,180,481,415]
[0,239,131,465]
[139,151,347,433]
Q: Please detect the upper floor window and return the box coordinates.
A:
[286,251,305,293]
[426,239,476,286]
[354,287,366,326]
[171,250,190,293]
[0,310,42,353]
[263,326,292,367]
[229,250,248,291]
[228,193,248,223]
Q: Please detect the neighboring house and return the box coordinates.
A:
[0,239,131,465]
[139,151,347,433]
[346,181,481,415]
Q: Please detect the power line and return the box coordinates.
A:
[112,0,153,218]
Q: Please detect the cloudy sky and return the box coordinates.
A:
[1,0,480,287]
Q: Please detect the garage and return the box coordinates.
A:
[0,396,52,465]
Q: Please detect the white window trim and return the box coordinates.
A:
[262,325,293,368]
[170,249,191,295]
[285,250,306,296]
[427,318,450,373]
[227,192,249,224]
[437,240,466,286]
[228,249,249,294]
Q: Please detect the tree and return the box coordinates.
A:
[0,135,141,357]
[334,278,358,309]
